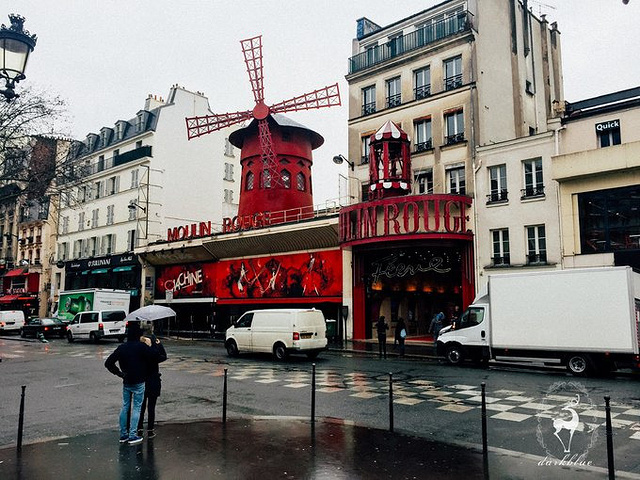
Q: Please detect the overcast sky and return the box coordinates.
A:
[5,0,639,205]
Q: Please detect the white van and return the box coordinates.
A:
[225,308,327,360]
[0,310,26,333]
[66,310,128,343]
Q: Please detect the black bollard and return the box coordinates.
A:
[481,382,489,480]
[604,395,615,480]
[223,368,228,424]
[311,363,316,423]
[389,372,394,433]
[17,385,26,452]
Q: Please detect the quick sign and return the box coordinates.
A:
[595,119,619,132]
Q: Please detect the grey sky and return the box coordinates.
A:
[5,0,639,205]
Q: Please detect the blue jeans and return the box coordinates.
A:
[119,382,145,439]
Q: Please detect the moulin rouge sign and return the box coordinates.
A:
[339,194,472,244]
[166,214,272,240]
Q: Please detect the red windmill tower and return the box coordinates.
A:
[186,35,341,224]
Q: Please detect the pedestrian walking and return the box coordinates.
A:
[428,312,445,355]
[105,322,156,445]
[376,315,389,359]
[137,322,167,439]
[395,317,407,357]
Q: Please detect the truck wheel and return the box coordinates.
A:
[445,344,464,365]
[273,343,288,361]
[67,331,74,343]
[226,340,239,357]
[90,332,99,343]
[566,354,590,376]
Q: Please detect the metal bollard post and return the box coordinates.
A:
[481,382,489,480]
[604,395,615,480]
[389,372,394,433]
[223,368,228,424]
[17,385,26,452]
[311,363,316,423]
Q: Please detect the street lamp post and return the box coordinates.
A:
[332,154,355,171]
[0,14,37,102]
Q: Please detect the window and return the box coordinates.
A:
[130,169,139,189]
[101,129,110,147]
[597,120,621,148]
[136,113,144,132]
[281,169,291,189]
[106,205,115,225]
[414,170,433,194]
[224,162,234,181]
[94,181,103,199]
[97,155,105,172]
[414,118,432,152]
[362,85,376,115]
[446,166,466,195]
[58,243,69,261]
[91,209,99,228]
[62,216,69,234]
[387,33,403,57]
[116,122,124,140]
[128,201,137,221]
[385,77,401,108]
[444,109,464,145]
[90,237,99,257]
[224,138,234,157]
[488,165,508,202]
[414,67,431,99]
[262,169,271,188]
[444,56,462,90]
[526,225,547,264]
[361,135,372,164]
[224,189,233,203]
[135,140,142,149]
[296,172,306,191]
[78,212,85,231]
[457,307,485,329]
[127,229,136,251]
[246,171,254,191]
[522,158,544,198]
[73,239,82,259]
[107,176,119,195]
[102,234,115,255]
[491,229,510,266]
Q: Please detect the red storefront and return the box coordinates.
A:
[0,267,40,317]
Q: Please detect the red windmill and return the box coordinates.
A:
[186,35,341,224]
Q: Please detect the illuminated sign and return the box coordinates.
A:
[167,221,212,241]
[222,212,272,234]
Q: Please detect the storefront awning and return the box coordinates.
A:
[91,268,110,274]
[113,265,135,272]
[0,294,21,303]
[4,268,27,277]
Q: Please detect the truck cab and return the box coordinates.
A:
[437,301,489,365]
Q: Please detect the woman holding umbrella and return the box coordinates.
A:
[136,320,167,439]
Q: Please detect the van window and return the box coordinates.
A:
[82,313,99,323]
[236,313,253,328]
[457,307,484,329]
[103,311,125,322]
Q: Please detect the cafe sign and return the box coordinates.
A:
[339,194,472,245]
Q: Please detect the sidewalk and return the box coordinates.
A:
[0,417,615,479]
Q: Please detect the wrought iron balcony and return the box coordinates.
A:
[445,133,465,146]
[414,140,433,153]
[486,190,508,204]
[521,185,545,199]
[527,253,547,265]
[492,255,510,266]
[362,102,376,116]
[444,74,463,91]
[348,11,472,74]
[414,84,431,100]
[386,94,401,108]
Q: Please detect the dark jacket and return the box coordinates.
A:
[144,335,167,396]
[105,339,155,385]
[376,318,388,337]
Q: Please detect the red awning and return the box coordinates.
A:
[4,268,28,277]
[0,294,21,303]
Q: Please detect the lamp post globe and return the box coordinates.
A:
[0,14,37,102]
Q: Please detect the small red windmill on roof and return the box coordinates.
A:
[186,35,341,223]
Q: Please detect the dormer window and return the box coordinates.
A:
[136,113,145,132]
[100,128,112,148]
[115,121,127,140]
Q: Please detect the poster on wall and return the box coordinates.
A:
[155,250,342,300]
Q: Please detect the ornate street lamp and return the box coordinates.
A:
[0,14,37,102]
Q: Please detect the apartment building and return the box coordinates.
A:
[342,0,563,339]
[54,86,239,312]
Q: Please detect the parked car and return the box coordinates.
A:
[20,318,68,339]
[66,310,128,343]
[0,310,26,334]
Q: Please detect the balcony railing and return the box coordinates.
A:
[360,155,370,165]
[492,255,510,266]
[521,185,545,199]
[486,190,508,203]
[527,253,547,265]
[386,94,401,108]
[414,140,433,153]
[349,11,472,74]
[445,133,465,146]
[444,74,463,91]
[362,102,376,116]
[414,84,431,100]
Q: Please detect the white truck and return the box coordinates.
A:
[56,289,131,321]
[437,267,640,375]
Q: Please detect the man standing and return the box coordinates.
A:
[137,322,167,439]
[105,322,154,445]
[376,315,388,359]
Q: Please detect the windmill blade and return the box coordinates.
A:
[257,118,282,187]
[185,110,252,140]
[240,35,265,105]
[270,83,341,115]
